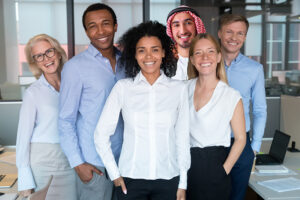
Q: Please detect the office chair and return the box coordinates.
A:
[28,175,53,200]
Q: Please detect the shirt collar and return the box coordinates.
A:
[133,70,169,86]
[226,52,243,67]
[87,43,121,58]
[39,74,59,93]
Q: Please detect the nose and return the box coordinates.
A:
[44,54,50,61]
[179,24,187,34]
[145,50,152,58]
[201,52,209,59]
[231,33,237,40]
[96,24,105,35]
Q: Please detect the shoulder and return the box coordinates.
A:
[166,77,188,90]
[186,78,196,89]
[219,81,241,99]
[240,54,263,71]
[63,50,90,71]
[23,80,42,100]
[114,78,134,89]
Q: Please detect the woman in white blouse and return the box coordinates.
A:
[94,21,190,200]
[16,34,76,199]
[186,33,246,200]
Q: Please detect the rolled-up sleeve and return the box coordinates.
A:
[175,84,190,189]
[16,91,36,191]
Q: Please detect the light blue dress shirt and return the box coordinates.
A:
[59,44,125,168]
[16,74,60,191]
[225,53,267,152]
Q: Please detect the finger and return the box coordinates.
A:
[92,167,103,176]
[120,179,127,195]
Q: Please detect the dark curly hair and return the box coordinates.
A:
[119,21,177,78]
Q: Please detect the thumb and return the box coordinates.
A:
[92,166,103,176]
[120,179,127,195]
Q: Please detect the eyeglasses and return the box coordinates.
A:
[32,48,56,62]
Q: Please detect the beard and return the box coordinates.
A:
[177,41,191,49]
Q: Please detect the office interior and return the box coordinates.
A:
[2,0,300,145]
[0,0,299,157]
[0,0,300,199]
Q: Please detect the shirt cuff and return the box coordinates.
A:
[178,170,187,189]
[105,162,121,181]
[68,153,85,168]
[17,167,36,191]
[251,140,262,153]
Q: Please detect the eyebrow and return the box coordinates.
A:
[86,19,112,27]
[136,46,161,49]
[194,47,216,51]
[172,18,194,24]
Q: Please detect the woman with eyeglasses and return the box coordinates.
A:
[16,34,76,199]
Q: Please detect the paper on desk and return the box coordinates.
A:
[254,168,297,176]
[255,165,289,173]
[0,152,16,165]
[257,177,300,192]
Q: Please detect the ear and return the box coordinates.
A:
[114,23,118,33]
[217,30,221,39]
[162,49,165,58]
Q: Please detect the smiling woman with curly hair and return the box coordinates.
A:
[120,21,177,78]
[94,21,191,200]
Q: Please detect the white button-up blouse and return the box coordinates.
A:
[94,71,190,189]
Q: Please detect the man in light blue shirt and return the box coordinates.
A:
[218,14,267,200]
[59,3,124,200]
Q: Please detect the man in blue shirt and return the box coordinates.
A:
[218,14,267,200]
[59,3,124,200]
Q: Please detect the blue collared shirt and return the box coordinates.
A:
[59,44,125,168]
[225,53,267,152]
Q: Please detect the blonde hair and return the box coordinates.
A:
[187,33,228,83]
[24,34,67,79]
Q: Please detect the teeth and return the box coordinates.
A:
[144,62,155,65]
[98,37,108,41]
[201,63,211,67]
[180,36,189,39]
[228,42,238,45]
[45,62,54,67]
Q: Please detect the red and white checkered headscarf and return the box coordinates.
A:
[166,6,206,42]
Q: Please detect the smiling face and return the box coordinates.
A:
[171,12,197,49]
[85,9,117,53]
[218,21,247,56]
[190,38,221,77]
[31,40,61,76]
[135,36,165,79]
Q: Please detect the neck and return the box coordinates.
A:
[177,46,189,58]
[98,46,117,73]
[44,72,61,92]
[142,71,160,85]
[99,46,115,59]
[197,74,219,89]
[221,48,240,66]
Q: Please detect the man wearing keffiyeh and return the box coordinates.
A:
[166,5,206,80]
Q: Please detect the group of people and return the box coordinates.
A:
[16,3,266,200]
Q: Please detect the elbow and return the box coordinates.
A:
[234,132,247,149]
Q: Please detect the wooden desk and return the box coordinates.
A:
[0,147,18,195]
[249,152,300,200]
